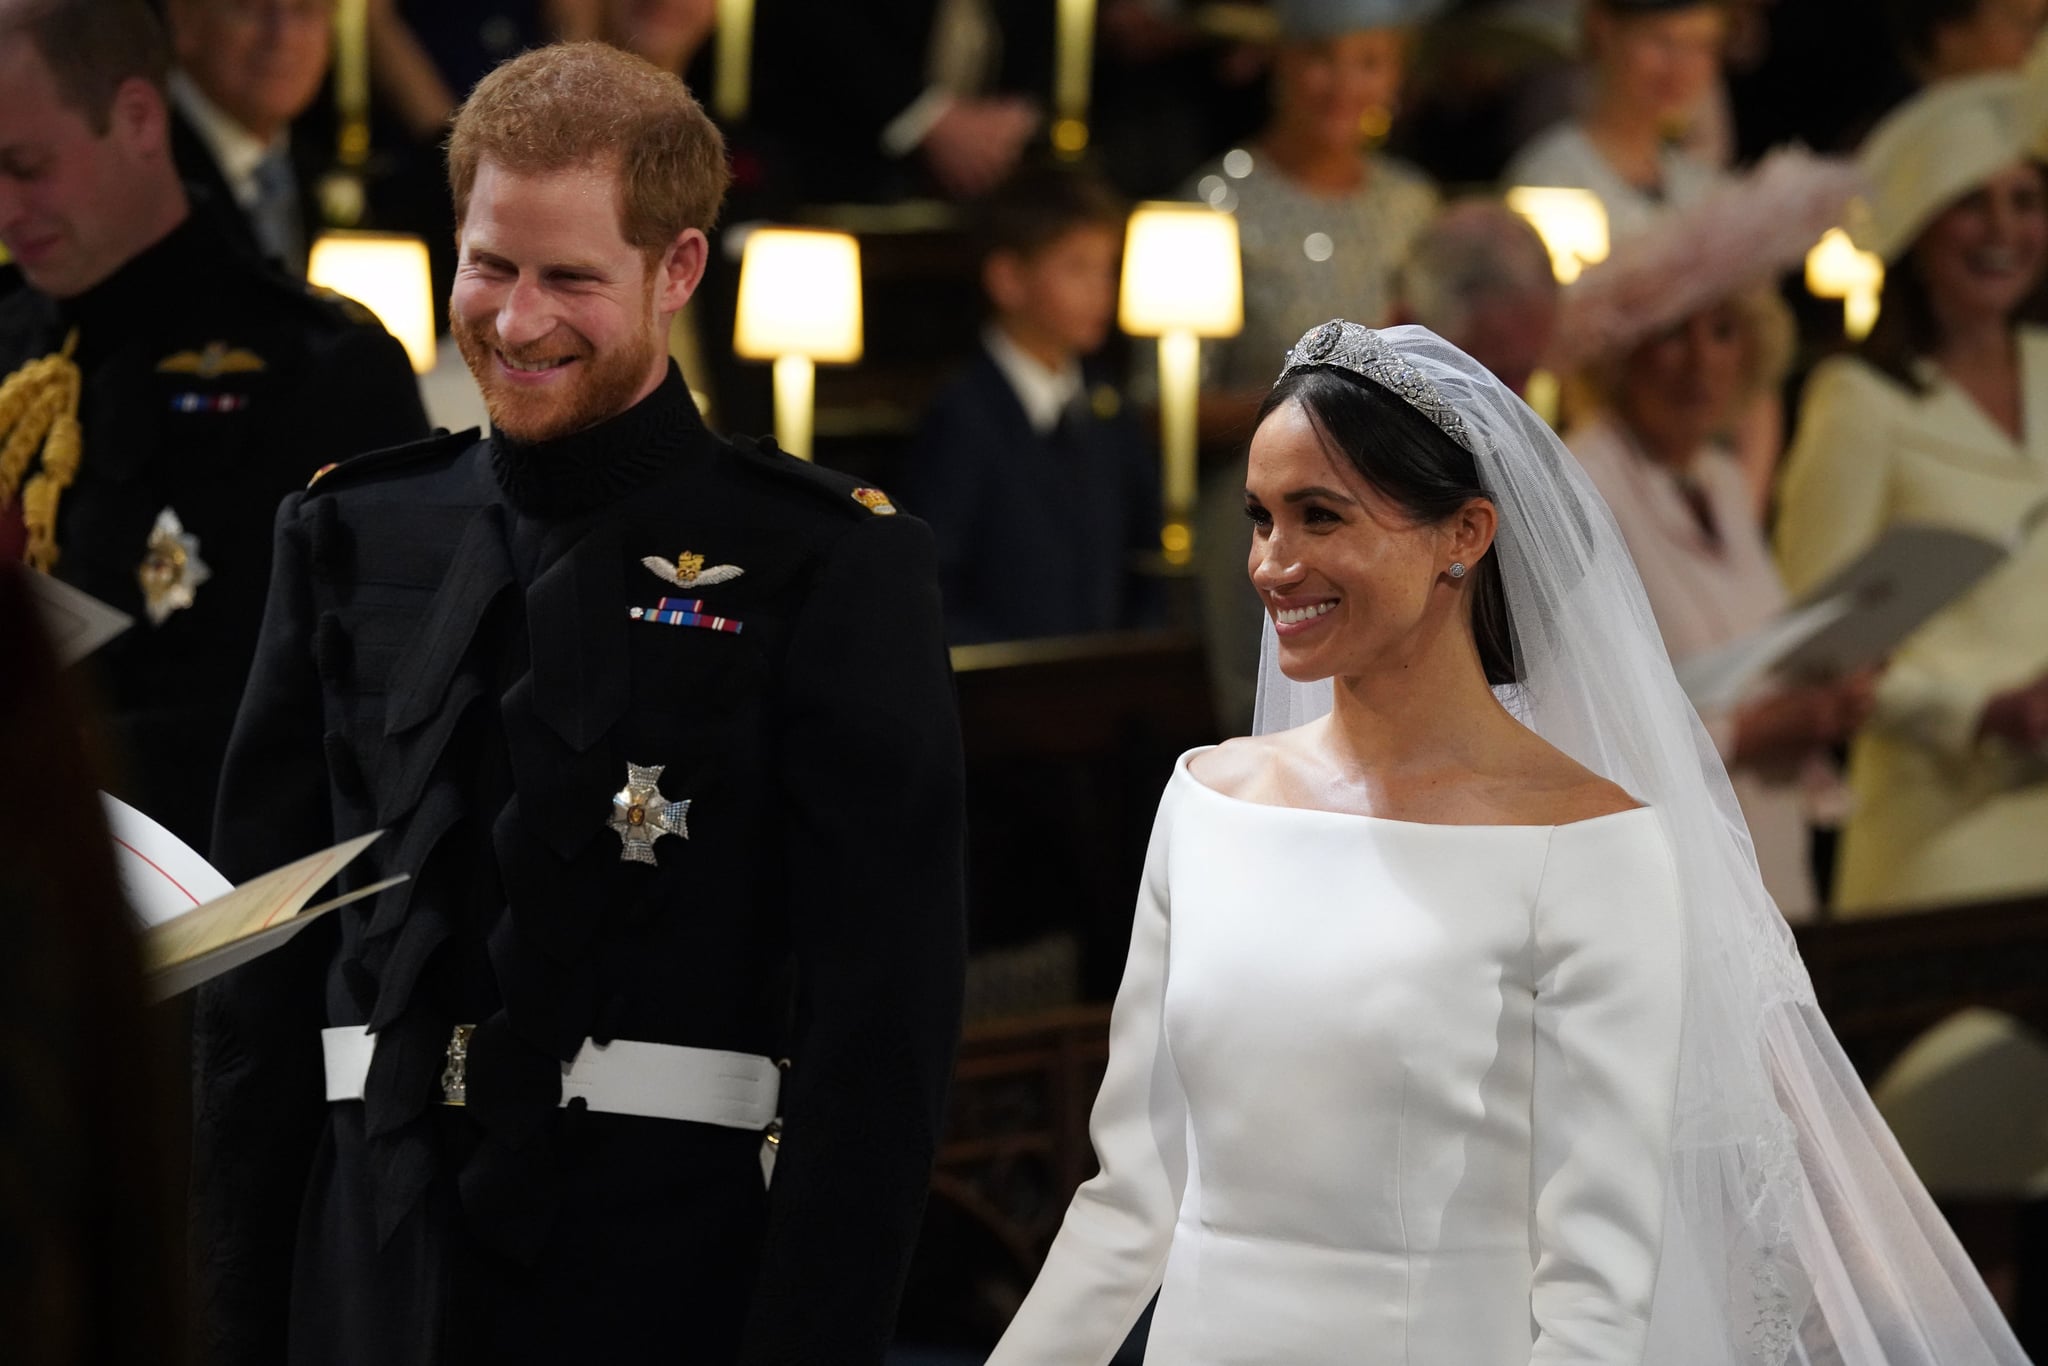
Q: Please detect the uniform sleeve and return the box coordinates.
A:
[1529,814,1685,1366]
[191,494,338,1365]
[988,787,1187,1366]
[739,512,967,1365]
[302,322,431,469]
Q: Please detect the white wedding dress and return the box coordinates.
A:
[989,748,1687,1366]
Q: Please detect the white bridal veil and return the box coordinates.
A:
[1253,322,2030,1365]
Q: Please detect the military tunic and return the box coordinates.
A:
[0,213,429,849]
[194,365,968,1365]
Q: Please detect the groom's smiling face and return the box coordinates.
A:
[449,158,670,443]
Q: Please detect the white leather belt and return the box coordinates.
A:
[320,1025,784,1183]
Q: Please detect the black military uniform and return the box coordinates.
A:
[0,212,428,849]
[193,363,968,1365]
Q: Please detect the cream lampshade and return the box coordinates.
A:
[1504,186,1609,285]
[1805,227,1886,341]
[1119,203,1242,566]
[734,227,864,461]
[306,230,436,373]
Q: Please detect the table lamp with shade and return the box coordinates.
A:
[1118,203,1242,567]
[306,232,438,375]
[1503,186,1610,285]
[304,0,436,375]
[1806,227,1886,341]
[733,227,864,462]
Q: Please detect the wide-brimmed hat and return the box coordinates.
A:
[1551,146,1864,374]
[1852,74,2027,262]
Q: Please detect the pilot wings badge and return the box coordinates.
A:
[641,551,744,589]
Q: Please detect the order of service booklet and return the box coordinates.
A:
[1675,521,2022,713]
[26,567,133,665]
[102,794,401,1002]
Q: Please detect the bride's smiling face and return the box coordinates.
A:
[1244,400,1459,683]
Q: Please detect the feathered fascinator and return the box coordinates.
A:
[1548,147,1866,373]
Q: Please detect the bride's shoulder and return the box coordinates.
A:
[1185,735,1283,801]
[1494,736,1644,829]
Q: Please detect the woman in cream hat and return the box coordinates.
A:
[1777,73,2048,914]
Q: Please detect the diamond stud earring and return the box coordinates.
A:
[1448,562,1467,579]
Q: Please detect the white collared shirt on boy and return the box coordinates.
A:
[983,324,1085,437]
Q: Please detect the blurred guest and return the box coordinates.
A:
[753,0,1041,202]
[1889,0,2047,84]
[1503,0,1727,241]
[899,162,1157,644]
[164,0,331,273]
[1778,74,2048,913]
[1172,0,1440,444]
[0,564,184,1366]
[366,0,579,143]
[1556,150,1872,917]
[0,0,428,848]
[600,0,712,73]
[1396,197,1560,396]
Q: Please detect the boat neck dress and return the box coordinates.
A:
[988,747,1687,1365]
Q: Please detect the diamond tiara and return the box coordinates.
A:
[1278,320,1474,453]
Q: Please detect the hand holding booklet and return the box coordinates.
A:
[102,794,403,1001]
[1676,521,2021,712]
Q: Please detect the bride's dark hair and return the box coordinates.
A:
[1255,365,1520,687]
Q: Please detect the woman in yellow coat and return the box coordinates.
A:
[1777,74,2048,914]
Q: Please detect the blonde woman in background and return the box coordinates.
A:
[1556,151,1875,918]
[1172,0,1442,443]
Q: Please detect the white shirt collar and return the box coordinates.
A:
[170,70,283,209]
[983,324,1085,436]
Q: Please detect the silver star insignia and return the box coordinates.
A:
[137,506,211,626]
[608,762,691,865]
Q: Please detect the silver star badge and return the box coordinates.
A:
[137,506,211,626]
[608,763,691,865]
[641,551,744,589]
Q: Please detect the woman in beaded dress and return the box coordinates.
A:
[1169,0,1439,444]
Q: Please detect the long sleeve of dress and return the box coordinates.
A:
[1777,358,2004,757]
[1775,359,1895,599]
[1528,813,1686,1365]
[987,790,1189,1366]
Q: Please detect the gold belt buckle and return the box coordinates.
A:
[439,1023,477,1106]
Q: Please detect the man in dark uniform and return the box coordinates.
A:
[0,0,428,851]
[193,40,967,1366]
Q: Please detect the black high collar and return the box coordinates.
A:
[488,361,707,519]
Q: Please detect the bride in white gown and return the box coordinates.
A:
[986,322,2030,1366]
